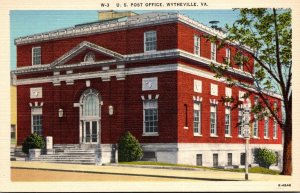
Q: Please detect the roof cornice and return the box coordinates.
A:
[14,12,233,47]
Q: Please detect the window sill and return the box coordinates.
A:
[264,137,270,139]
[144,50,157,54]
[183,127,189,130]
[225,135,232,138]
[273,137,278,140]
[210,134,218,138]
[238,135,244,138]
[193,134,202,137]
[253,136,260,139]
[142,133,159,137]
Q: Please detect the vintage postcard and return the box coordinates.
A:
[0,0,299,192]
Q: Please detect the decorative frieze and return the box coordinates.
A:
[142,77,158,91]
[210,83,218,96]
[30,87,43,99]
[194,80,202,93]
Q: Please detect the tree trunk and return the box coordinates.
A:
[281,120,292,175]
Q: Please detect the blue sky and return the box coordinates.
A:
[10,10,240,70]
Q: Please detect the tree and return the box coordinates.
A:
[118,131,143,162]
[254,148,277,168]
[208,9,292,175]
[22,133,46,154]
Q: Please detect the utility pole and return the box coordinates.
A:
[243,100,251,180]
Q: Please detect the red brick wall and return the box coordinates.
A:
[16,71,179,145]
[16,23,178,67]
[176,70,282,144]
[177,22,254,74]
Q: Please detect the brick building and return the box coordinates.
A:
[12,11,283,168]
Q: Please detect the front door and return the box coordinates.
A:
[83,120,98,143]
[79,89,101,144]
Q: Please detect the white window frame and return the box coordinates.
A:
[210,105,217,136]
[238,107,243,137]
[194,35,200,55]
[31,107,43,135]
[143,99,158,136]
[273,120,278,139]
[225,107,231,136]
[193,101,201,136]
[253,116,259,138]
[225,48,231,64]
[144,31,157,52]
[211,42,216,61]
[225,87,232,97]
[80,89,101,144]
[264,117,269,138]
[32,46,41,65]
[239,55,244,70]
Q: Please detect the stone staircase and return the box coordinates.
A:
[29,144,98,165]
[11,146,27,161]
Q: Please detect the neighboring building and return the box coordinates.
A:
[12,11,283,169]
[11,85,17,143]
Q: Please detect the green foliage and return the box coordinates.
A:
[22,133,45,154]
[254,148,277,168]
[120,162,280,175]
[118,131,143,162]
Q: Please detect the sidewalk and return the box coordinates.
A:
[11,161,292,181]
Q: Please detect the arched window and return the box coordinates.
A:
[80,89,100,118]
[83,94,99,117]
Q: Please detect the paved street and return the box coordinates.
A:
[11,161,291,182]
[12,168,183,181]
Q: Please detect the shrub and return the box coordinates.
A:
[22,133,46,154]
[118,131,143,162]
[254,148,277,168]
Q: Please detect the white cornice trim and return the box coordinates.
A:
[13,48,253,80]
[14,62,282,99]
[14,12,253,53]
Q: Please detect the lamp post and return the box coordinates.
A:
[243,100,251,180]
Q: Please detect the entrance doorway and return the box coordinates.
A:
[80,89,101,144]
[83,120,98,143]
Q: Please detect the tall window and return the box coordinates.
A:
[273,102,278,139]
[210,105,217,135]
[240,153,246,165]
[225,48,231,64]
[238,107,243,136]
[32,47,41,65]
[143,99,158,134]
[194,35,200,55]
[273,120,278,138]
[239,55,244,70]
[184,104,188,127]
[144,31,157,52]
[264,117,269,138]
[213,153,218,167]
[31,107,42,135]
[228,153,233,166]
[253,117,259,137]
[225,107,231,136]
[196,154,202,166]
[193,102,201,135]
[211,42,216,61]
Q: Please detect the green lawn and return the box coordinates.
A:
[119,161,280,175]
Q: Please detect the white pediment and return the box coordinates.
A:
[50,41,124,67]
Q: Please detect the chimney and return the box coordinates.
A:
[98,10,137,21]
